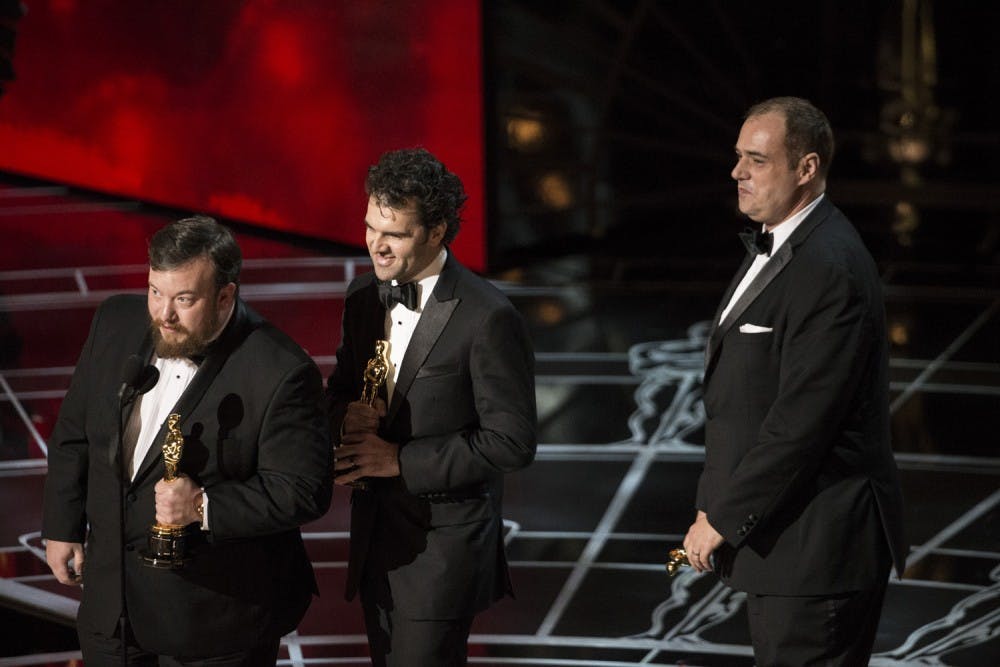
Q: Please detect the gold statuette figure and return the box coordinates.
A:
[142,413,192,568]
[361,339,391,407]
[339,339,391,490]
[161,413,184,481]
[665,547,690,577]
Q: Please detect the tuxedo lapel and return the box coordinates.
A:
[704,197,835,372]
[109,332,155,471]
[386,294,459,426]
[385,255,461,426]
[131,299,256,486]
[705,253,754,366]
[717,244,792,339]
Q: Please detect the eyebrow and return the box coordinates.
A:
[148,282,199,297]
[735,147,768,159]
[365,221,412,236]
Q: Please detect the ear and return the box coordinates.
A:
[428,222,447,246]
[217,282,237,309]
[797,152,820,185]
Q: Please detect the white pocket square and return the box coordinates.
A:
[739,323,773,333]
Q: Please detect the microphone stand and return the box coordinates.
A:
[118,387,135,667]
[114,360,158,666]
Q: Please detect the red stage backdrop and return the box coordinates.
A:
[0,0,486,270]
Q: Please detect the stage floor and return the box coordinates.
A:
[1,179,998,665]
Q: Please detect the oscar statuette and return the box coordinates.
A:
[665,547,690,577]
[141,413,192,569]
[338,339,391,491]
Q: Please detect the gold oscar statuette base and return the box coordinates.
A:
[665,547,690,577]
[141,413,192,568]
[141,522,190,569]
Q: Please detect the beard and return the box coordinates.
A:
[151,308,220,359]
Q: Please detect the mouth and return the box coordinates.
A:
[372,254,394,268]
[157,321,185,336]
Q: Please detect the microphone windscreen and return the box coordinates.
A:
[120,354,146,389]
[135,365,160,396]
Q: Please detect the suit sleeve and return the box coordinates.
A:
[398,304,537,494]
[325,296,361,445]
[201,360,333,540]
[42,304,102,543]
[707,258,877,548]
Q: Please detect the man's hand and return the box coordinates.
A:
[334,431,400,486]
[46,539,84,586]
[683,510,725,572]
[340,399,386,436]
[154,474,203,526]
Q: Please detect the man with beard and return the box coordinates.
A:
[43,216,331,665]
[327,148,536,665]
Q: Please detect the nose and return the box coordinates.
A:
[731,158,747,181]
[158,300,176,323]
[369,234,388,253]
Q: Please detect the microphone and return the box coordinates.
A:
[118,354,160,404]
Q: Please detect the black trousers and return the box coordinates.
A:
[77,615,281,667]
[745,575,890,667]
[361,569,475,667]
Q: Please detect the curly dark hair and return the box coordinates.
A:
[746,97,834,177]
[365,148,468,244]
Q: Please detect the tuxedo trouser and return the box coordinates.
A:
[745,571,890,667]
[360,568,475,667]
[77,614,281,667]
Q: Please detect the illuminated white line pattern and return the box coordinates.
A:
[0,260,996,665]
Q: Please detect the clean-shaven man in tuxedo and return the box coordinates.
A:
[684,97,907,665]
[327,148,537,666]
[43,216,332,665]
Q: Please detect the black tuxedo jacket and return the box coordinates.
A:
[327,253,536,619]
[42,295,332,656]
[698,197,907,595]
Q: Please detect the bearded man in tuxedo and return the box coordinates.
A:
[43,216,331,664]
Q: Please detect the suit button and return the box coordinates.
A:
[125,545,135,552]
[748,513,758,522]
[127,493,137,503]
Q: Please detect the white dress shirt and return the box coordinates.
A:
[720,194,825,323]
[129,303,234,528]
[383,248,448,402]
[129,356,198,481]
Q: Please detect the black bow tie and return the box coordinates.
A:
[738,227,774,256]
[377,280,418,311]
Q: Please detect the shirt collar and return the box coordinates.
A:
[391,248,447,312]
[764,193,824,256]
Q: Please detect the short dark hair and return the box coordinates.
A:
[746,97,834,176]
[365,148,467,244]
[148,215,242,288]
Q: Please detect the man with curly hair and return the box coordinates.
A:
[327,148,537,665]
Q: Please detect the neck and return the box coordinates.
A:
[209,301,236,343]
[764,188,823,232]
